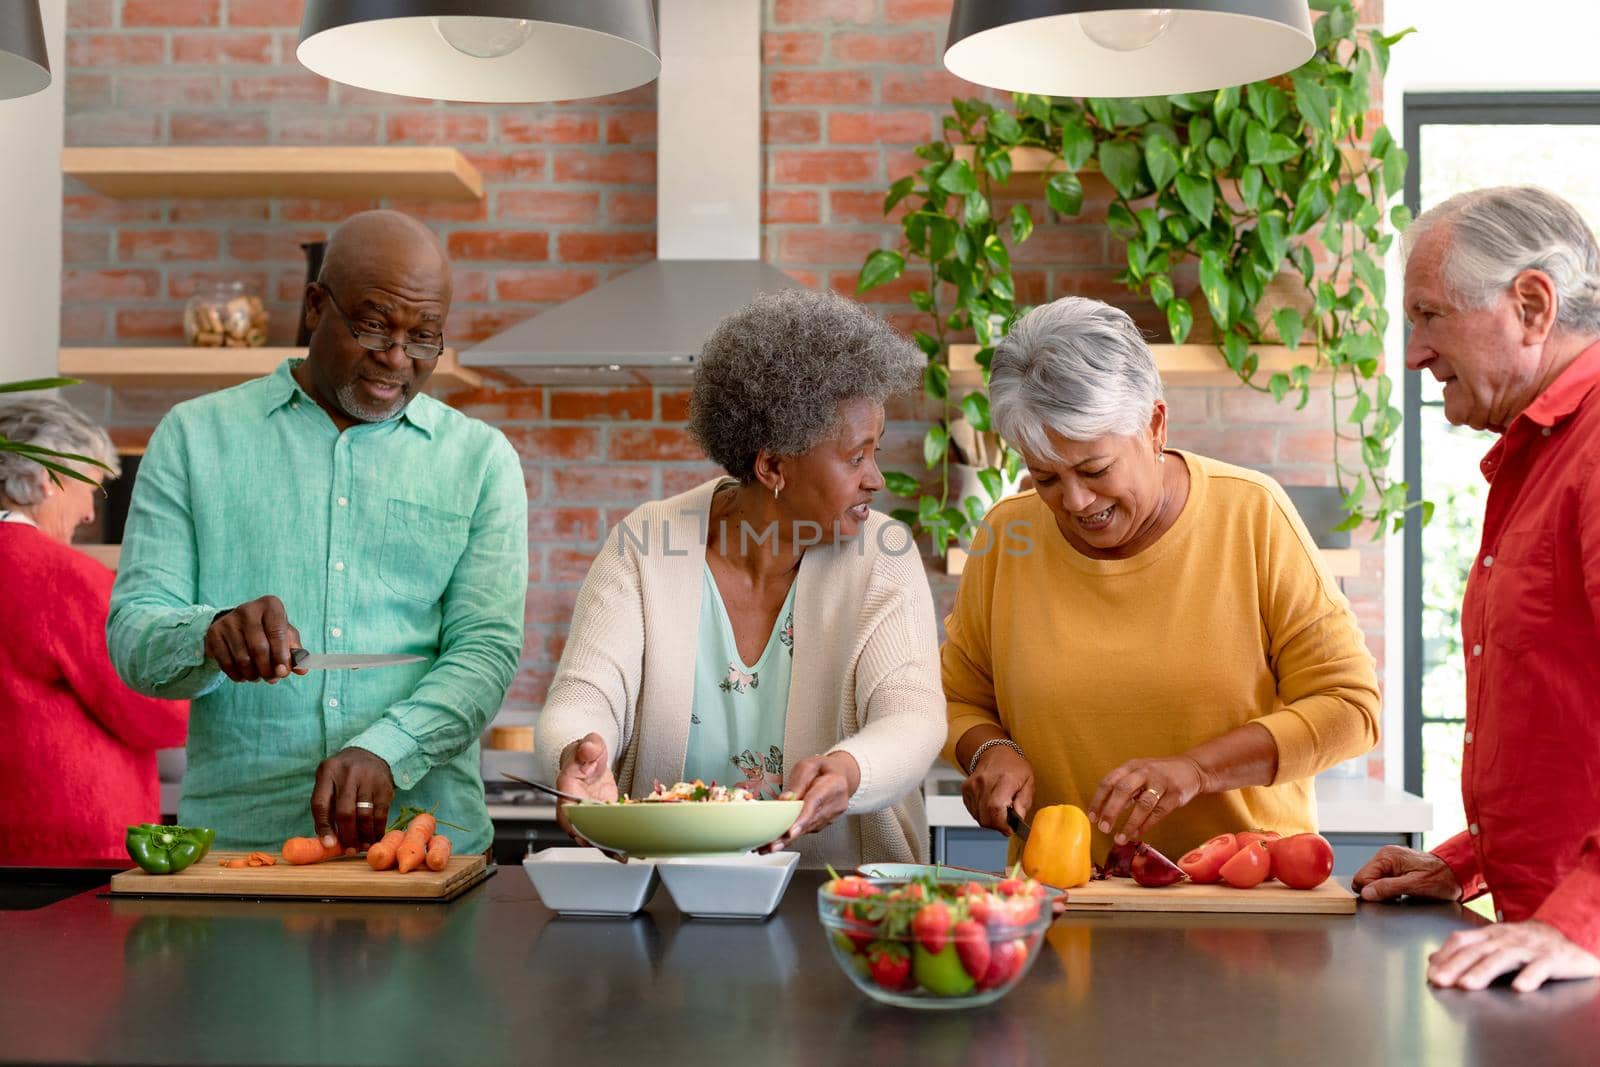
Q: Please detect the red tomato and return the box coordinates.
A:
[1269,833,1335,890]
[1177,833,1240,884]
[1235,830,1281,851]
[1218,840,1272,888]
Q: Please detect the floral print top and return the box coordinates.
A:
[684,563,795,800]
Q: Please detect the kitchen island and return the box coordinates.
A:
[1,869,1594,1066]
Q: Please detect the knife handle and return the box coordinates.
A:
[290,647,308,669]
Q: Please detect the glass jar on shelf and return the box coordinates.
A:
[183,281,268,347]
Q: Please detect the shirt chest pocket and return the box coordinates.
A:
[1485,528,1554,653]
[379,499,470,605]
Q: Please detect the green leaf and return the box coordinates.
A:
[1205,137,1234,172]
[923,424,949,469]
[1166,298,1194,344]
[1382,144,1409,195]
[0,377,79,393]
[937,160,979,195]
[955,230,975,266]
[1098,141,1143,199]
[960,391,992,432]
[1353,250,1386,302]
[884,471,922,497]
[977,467,1003,503]
[1149,274,1175,308]
[1144,135,1181,191]
[963,190,990,226]
[982,235,1010,272]
[1268,372,1291,402]
[988,110,1022,143]
[1256,209,1288,268]
[1240,166,1264,212]
[910,289,934,313]
[1247,84,1290,129]
[1222,333,1251,375]
[883,176,915,216]
[1010,203,1034,243]
[1213,85,1241,124]
[856,249,905,294]
[1174,172,1215,224]
[928,216,957,260]
[924,361,950,400]
[987,273,1015,302]
[1261,134,1300,165]
[913,330,941,358]
[1245,121,1269,164]
[1391,204,1413,230]
[1045,171,1084,216]
[1105,202,1140,241]
[1272,307,1305,350]
[1059,118,1095,171]
[1199,248,1231,328]
[1348,389,1371,425]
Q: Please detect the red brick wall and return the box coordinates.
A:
[61,0,1386,729]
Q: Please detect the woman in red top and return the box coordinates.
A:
[0,396,187,864]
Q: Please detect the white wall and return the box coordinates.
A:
[0,0,63,385]
[1378,1,1600,787]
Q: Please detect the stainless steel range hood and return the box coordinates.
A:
[464,0,802,384]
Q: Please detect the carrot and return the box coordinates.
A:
[222,858,250,869]
[425,834,452,871]
[281,836,331,865]
[367,829,405,871]
[395,813,436,874]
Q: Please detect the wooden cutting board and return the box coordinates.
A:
[1063,879,1357,914]
[107,851,492,902]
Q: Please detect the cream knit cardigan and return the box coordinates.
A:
[536,479,946,867]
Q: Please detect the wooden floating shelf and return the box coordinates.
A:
[58,347,480,391]
[949,343,1328,389]
[946,544,1360,578]
[61,146,484,201]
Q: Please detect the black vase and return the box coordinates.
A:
[295,240,327,346]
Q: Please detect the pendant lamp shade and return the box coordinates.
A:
[0,1,51,102]
[298,1,659,104]
[945,1,1315,98]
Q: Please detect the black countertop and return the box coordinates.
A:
[1,869,1596,1067]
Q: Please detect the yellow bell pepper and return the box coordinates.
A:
[1020,804,1092,889]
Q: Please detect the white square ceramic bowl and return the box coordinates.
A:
[522,847,658,917]
[655,851,800,920]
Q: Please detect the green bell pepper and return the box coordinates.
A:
[125,824,215,876]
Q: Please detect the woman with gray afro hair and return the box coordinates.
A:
[538,287,948,869]
[944,295,1379,870]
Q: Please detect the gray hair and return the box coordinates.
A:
[689,288,921,481]
[0,395,119,507]
[1403,185,1600,335]
[989,297,1164,458]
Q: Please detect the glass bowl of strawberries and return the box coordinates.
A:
[817,871,1057,1010]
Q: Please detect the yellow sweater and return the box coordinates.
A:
[941,451,1380,864]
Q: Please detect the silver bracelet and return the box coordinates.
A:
[967,737,1025,776]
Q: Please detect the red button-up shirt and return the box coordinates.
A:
[1431,340,1600,954]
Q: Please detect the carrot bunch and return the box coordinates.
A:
[367,810,452,873]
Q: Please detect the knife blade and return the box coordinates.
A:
[290,649,426,671]
[1006,807,1031,841]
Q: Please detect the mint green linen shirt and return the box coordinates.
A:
[108,360,527,853]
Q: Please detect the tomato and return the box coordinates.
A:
[1218,840,1272,888]
[1236,830,1281,851]
[913,942,978,996]
[1177,833,1239,884]
[1269,833,1335,890]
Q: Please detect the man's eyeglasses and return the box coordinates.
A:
[317,286,444,361]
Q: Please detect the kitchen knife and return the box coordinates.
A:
[289,649,426,671]
[1006,807,1031,841]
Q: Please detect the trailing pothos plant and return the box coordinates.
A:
[859,0,1423,550]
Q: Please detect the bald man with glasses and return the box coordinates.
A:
[110,210,527,860]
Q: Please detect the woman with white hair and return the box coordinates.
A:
[943,296,1380,866]
[537,288,947,867]
[0,396,187,864]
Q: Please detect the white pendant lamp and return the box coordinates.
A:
[0,2,51,102]
[298,1,659,104]
[944,1,1315,98]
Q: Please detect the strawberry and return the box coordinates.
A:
[911,900,952,954]
[995,893,1041,926]
[952,919,991,980]
[839,910,878,953]
[976,937,1027,991]
[823,875,875,899]
[964,890,992,925]
[867,941,912,991]
[996,876,1029,897]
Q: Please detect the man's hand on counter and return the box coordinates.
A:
[206,595,308,683]
[1352,845,1462,903]
[1428,920,1600,992]
[311,747,395,849]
